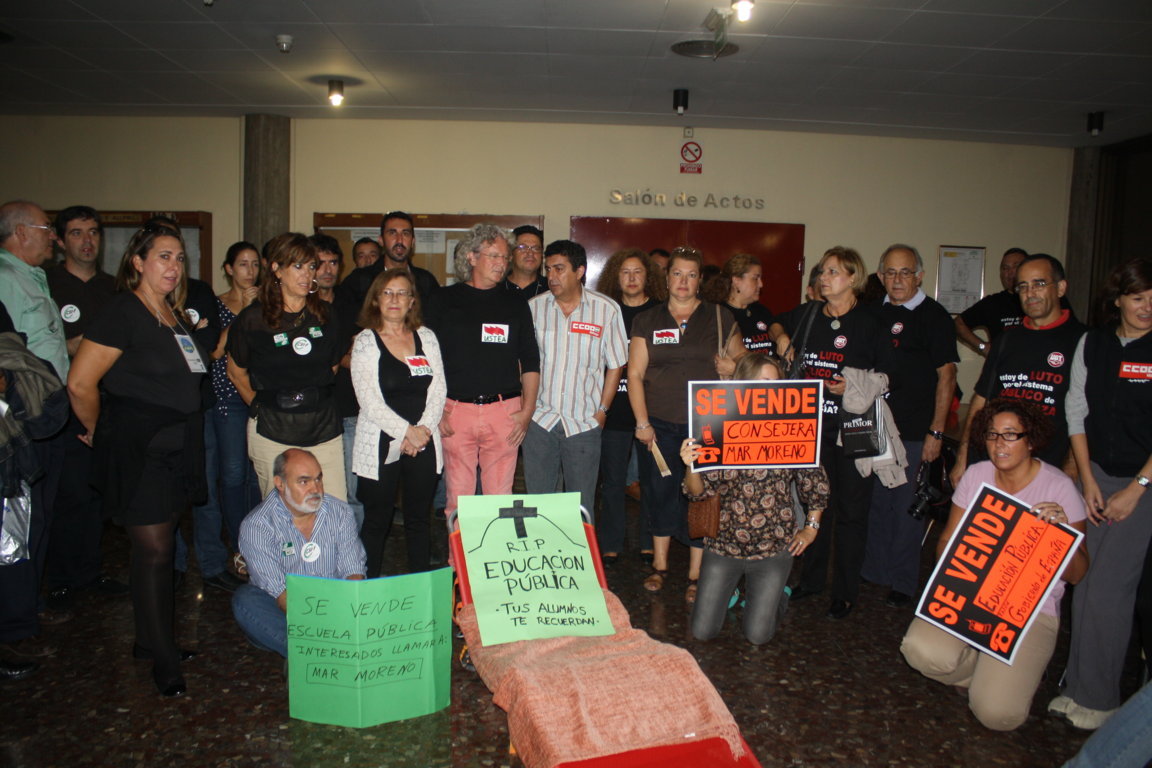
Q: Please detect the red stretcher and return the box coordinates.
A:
[449,510,761,768]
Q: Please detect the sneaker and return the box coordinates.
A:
[1065,702,1116,730]
[1048,694,1075,716]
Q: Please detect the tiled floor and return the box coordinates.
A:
[2,498,1141,768]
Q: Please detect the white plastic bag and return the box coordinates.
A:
[0,482,32,565]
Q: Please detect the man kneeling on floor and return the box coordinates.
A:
[232,448,366,657]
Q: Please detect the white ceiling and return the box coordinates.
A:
[2,0,1151,147]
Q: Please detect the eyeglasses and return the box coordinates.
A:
[1015,279,1052,294]
[515,245,542,254]
[984,431,1028,442]
[381,289,412,299]
[24,223,57,238]
[881,268,917,279]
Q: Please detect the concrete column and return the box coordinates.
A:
[243,114,291,249]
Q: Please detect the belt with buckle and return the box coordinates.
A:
[448,390,521,405]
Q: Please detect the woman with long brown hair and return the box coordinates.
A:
[227,233,346,499]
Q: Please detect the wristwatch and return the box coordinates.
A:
[927,430,944,440]
[805,519,821,530]
[1138,475,1150,488]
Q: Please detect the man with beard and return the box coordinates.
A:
[232,449,365,658]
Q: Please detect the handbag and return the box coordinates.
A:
[840,397,886,458]
[687,492,721,539]
[785,300,823,379]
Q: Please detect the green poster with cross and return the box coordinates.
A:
[457,492,614,646]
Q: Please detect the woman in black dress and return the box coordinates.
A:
[68,225,208,696]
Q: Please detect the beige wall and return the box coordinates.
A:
[2,114,1072,396]
[294,119,1073,395]
[0,114,243,284]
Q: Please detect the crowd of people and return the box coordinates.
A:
[1,200,1150,749]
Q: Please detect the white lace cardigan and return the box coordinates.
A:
[349,326,446,480]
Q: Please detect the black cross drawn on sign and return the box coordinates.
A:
[499,499,539,538]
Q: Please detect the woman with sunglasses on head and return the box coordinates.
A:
[901,398,1088,731]
[1050,258,1152,732]
[351,269,445,577]
[629,246,746,602]
[680,353,829,644]
[67,225,209,696]
[227,233,346,501]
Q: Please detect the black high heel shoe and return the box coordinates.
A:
[133,643,198,662]
[153,668,187,698]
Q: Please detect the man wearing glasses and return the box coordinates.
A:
[951,254,1085,483]
[862,243,958,609]
[502,225,548,298]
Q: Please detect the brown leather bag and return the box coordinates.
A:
[688,493,721,539]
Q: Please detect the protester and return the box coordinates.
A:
[67,225,208,696]
[227,233,346,500]
[704,253,774,353]
[351,269,444,576]
[1051,258,1152,731]
[680,353,829,644]
[628,246,745,602]
[902,399,1087,731]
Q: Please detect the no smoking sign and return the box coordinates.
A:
[680,141,702,174]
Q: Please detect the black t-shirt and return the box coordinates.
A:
[502,275,549,299]
[85,292,205,414]
[959,290,1023,343]
[974,312,1086,466]
[337,261,440,315]
[779,300,878,428]
[424,282,540,399]
[46,266,115,340]
[872,296,959,438]
[605,298,660,431]
[726,301,775,353]
[227,302,343,395]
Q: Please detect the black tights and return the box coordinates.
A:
[127,518,178,681]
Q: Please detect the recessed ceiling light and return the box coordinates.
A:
[671,40,739,59]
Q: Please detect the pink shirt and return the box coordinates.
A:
[953,460,1086,618]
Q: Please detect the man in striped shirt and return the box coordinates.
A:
[232,449,366,658]
[523,240,628,519]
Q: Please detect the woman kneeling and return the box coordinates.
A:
[900,398,1088,731]
[680,353,829,644]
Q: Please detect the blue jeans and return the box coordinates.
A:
[342,416,364,531]
[635,418,693,544]
[691,549,793,645]
[598,428,651,555]
[190,399,260,577]
[232,584,287,657]
[1063,680,1152,767]
[523,421,602,522]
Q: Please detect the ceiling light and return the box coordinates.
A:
[276,34,293,53]
[1087,111,1104,137]
[732,0,754,22]
[328,79,344,106]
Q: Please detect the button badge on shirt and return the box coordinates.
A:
[301,542,321,563]
[292,337,313,356]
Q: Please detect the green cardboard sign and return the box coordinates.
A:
[286,568,452,728]
[457,492,614,646]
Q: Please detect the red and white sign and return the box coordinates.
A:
[891,322,904,335]
[406,356,433,376]
[834,335,847,349]
[653,328,680,345]
[1120,361,1152,379]
[481,324,509,343]
[1047,352,1065,368]
[571,321,602,338]
[680,141,702,174]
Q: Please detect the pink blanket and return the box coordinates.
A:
[457,590,744,767]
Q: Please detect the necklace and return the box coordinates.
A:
[825,301,853,330]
